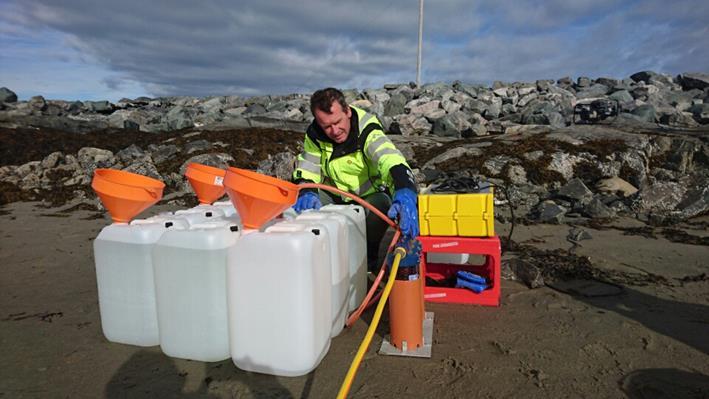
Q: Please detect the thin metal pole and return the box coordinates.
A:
[416,0,424,87]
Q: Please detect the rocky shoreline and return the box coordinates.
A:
[2,72,708,397]
[0,71,707,227]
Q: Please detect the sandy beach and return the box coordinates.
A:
[1,201,707,398]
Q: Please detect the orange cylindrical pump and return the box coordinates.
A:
[388,278,424,351]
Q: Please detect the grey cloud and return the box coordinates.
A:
[14,0,427,96]
[6,0,709,98]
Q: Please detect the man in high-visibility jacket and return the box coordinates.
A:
[293,87,419,269]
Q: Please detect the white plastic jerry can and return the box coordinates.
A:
[191,202,242,225]
[174,206,226,225]
[227,223,332,377]
[295,211,349,337]
[153,219,240,362]
[212,200,240,219]
[93,216,189,346]
[319,204,367,312]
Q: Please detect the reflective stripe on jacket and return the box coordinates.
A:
[293,106,409,199]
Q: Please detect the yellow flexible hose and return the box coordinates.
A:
[336,246,406,399]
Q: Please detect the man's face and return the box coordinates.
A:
[314,101,351,144]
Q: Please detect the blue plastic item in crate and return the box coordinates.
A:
[456,271,488,293]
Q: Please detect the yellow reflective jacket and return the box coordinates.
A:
[293,106,411,199]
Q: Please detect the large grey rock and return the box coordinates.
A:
[483,155,514,175]
[483,99,503,120]
[244,103,267,115]
[677,73,709,91]
[421,147,483,170]
[150,144,180,164]
[245,115,310,131]
[506,164,528,185]
[40,152,64,170]
[184,139,212,154]
[576,84,610,99]
[116,144,147,164]
[521,100,565,128]
[660,111,699,128]
[661,91,696,112]
[583,197,616,219]
[634,181,686,213]
[83,100,113,114]
[0,87,17,103]
[178,153,234,176]
[384,92,407,116]
[122,156,162,180]
[665,140,699,174]
[164,106,193,130]
[364,89,390,104]
[576,77,592,88]
[199,96,226,112]
[629,82,654,98]
[548,152,583,181]
[688,103,709,123]
[441,98,462,114]
[430,112,471,137]
[630,71,660,83]
[517,93,538,108]
[15,160,41,180]
[631,104,656,123]
[557,178,593,203]
[595,77,619,88]
[557,76,573,88]
[29,96,47,111]
[609,90,634,104]
[506,258,545,288]
[256,151,296,181]
[616,149,650,189]
[393,114,432,136]
[567,227,593,242]
[405,98,441,118]
[108,109,141,130]
[676,175,709,219]
[537,200,567,223]
[77,147,116,177]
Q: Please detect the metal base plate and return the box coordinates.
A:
[379,312,434,358]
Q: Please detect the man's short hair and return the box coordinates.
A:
[310,88,348,115]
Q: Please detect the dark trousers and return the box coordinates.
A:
[319,190,392,266]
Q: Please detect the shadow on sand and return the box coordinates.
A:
[106,350,310,398]
[553,280,709,355]
[621,368,709,398]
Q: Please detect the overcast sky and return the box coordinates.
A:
[1,0,707,101]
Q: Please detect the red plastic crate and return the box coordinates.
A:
[419,235,501,306]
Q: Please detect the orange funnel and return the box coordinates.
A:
[92,169,165,223]
[185,163,226,204]
[223,167,298,229]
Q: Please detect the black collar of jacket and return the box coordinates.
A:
[306,106,360,160]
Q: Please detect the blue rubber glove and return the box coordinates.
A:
[293,191,321,213]
[387,188,419,238]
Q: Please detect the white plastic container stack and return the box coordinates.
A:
[319,204,367,311]
[93,215,189,346]
[153,219,240,362]
[227,222,331,377]
[295,211,349,337]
